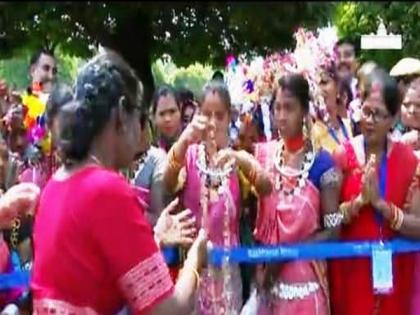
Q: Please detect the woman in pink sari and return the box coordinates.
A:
[164,80,272,314]
[242,74,342,315]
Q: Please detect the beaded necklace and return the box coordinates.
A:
[274,139,315,198]
[196,143,238,314]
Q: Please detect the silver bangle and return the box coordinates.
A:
[323,212,344,228]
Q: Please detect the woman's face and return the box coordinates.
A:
[273,88,305,140]
[154,94,181,139]
[360,86,394,146]
[200,91,230,149]
[319,71,338,113]
[402,82,420,130]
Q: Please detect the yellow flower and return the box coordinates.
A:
[22,93,46,119]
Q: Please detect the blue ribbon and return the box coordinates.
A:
[3,239,420,290]
[363,138,388,225]
[328,117,349,145]
[0,270,30,290]
[209,238,420,267]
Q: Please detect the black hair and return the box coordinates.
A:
[58,50,143,164]
[46,83,73,126]
[151,84,180,115]
[201,80,231,112]
[338,78,353,109]
[177,87,195,104]
[363,67,401,117]
[277,74,310,113]
[335,37,360,57]
[320,61,339,82]
[212,70,224,81]
[30,48,55,67]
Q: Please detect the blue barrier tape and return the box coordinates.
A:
[0,270,30,290]
[210,238,420,266]
[2,238,420,290]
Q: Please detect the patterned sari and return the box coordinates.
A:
[242,141,337,315]
[182,144,242,314]
[329,135,417,315]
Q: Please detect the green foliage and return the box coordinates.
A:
[0,2,332,67]
[151,57,214,96]
[334,2,420,70]
[0,48,83,90]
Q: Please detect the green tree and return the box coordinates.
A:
[152,56,214,96]
[0,2,333,106]
[334,2,420,70]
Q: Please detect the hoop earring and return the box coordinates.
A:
[303,116,309,140]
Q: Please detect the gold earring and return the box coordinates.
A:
[303,116,309,140]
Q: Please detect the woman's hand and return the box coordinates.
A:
[179,114,208,146]
[0,183,40,229]
[361,154,377,205]
[154,198,197,248]
[213,148,238,170]
[363,154,384,208]
[185,229,208,272]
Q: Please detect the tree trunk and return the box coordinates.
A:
[99,8,155,111]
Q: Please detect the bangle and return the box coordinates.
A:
[323,212,344,228]
[168,148,182,171]
[153,231,162,248]
[339,201,351,223]
[248,165,258,186]
[389,203,404,231]
[180,264,201,290]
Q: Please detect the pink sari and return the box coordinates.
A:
[182,144,242,314]
[244,141,329,315]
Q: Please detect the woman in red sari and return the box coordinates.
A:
[32,50,207,315]
[329,68,420,315]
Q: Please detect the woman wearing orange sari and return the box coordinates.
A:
[330,68,420,315]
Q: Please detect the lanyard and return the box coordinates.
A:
[363,138,388,229]
[328,117,349,145]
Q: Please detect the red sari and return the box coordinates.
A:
[329,135,417,315]
[32,166,174,314]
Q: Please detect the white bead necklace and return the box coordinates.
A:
[273,139,315,197]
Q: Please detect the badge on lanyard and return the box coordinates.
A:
[364,139,393,294]
[372,243,393,294]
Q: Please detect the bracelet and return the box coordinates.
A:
[248,164,258,186]
[153,231,162,249]
[323,212,344,228]
[180,264,201,290]
[168,148,182,171]
[389,203,404,231]
[339,201,351,223]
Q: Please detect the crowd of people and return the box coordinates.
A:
[0,30,420,315]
